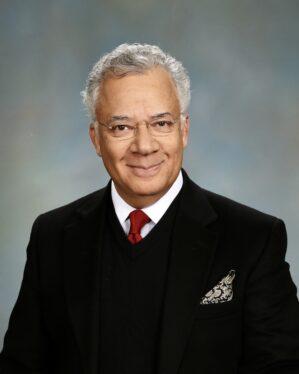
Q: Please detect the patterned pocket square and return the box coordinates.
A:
[200,270,236,305]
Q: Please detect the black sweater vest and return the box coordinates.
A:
[99,194,180,374]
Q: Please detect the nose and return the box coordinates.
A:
[130,122,160,155]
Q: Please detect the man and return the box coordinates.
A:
[0,43,299,373]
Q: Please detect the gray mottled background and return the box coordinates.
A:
[0,0,298,349]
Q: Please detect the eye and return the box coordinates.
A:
[110,124,131,132]
[108,123,135,138]
[157,121,168,127]
[151,120,175,133]
[154,120,173,127]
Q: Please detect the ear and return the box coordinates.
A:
[89,122,102,157]
[181,113,190,148]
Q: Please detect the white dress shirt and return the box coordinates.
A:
[111,171,183,238]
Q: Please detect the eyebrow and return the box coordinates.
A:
[110,115,130,121]
[150,112,172,119]
[110,112,172,121]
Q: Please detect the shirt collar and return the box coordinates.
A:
[111,170,183,225]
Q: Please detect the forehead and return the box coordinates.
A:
[95,67,180,118]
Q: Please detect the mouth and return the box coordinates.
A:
[127,161,164,177]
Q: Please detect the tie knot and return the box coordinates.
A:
[128,210,150,244]
[129,210,150,234]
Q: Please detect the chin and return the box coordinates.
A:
[133,183,168,199]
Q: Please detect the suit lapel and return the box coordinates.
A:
[63,188,108,374]
[159,173,219,374]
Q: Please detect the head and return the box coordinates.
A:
[81,43,191,208]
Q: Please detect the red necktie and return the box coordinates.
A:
[127,210,150,244]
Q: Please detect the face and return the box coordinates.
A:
[89,67,189,208]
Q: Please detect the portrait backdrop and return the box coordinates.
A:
[0,0,298,350]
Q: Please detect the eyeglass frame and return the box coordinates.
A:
[92,112,187,140]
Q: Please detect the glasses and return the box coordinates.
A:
[95,113,183,140]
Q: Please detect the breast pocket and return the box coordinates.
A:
[194,299,240,320]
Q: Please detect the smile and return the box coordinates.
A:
[127,161,164,177]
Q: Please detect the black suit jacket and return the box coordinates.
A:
[1,171,299,373]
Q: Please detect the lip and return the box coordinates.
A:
[127,161,164,177]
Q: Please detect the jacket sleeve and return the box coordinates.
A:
[0,217,51,373]
[240,218,299,373]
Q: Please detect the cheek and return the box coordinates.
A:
[100,141,128,166]
[169,138,185,157]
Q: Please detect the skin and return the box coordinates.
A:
[89,66,189,208]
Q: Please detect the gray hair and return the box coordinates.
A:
[81,43,191,120]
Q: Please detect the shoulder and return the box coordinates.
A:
[198,186,286,253]
[34,187,108,231]
[185,177,289,271]
[183,173,282,235]
[203,187,277,224]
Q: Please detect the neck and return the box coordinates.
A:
[116,190,166,209]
